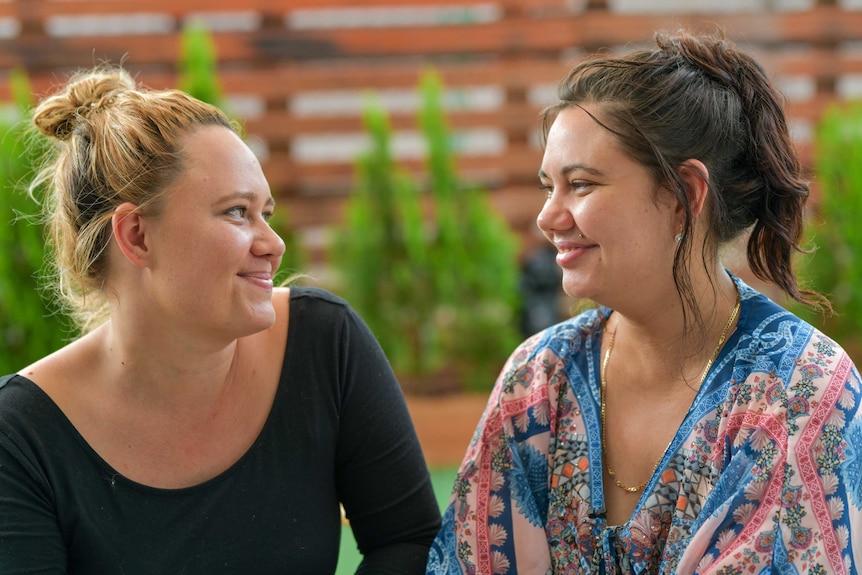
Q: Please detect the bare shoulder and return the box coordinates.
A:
[272,286,291,307]
[272,287,291,330]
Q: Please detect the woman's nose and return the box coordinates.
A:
[536,191,574,235]
[254,221,286,258]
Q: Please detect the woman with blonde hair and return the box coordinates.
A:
[0,66,441,574]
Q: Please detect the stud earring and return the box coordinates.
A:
[674,231,684,243]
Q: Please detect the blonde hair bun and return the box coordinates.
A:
[33,67,136,140]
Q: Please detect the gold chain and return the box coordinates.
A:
[600,297,741,493]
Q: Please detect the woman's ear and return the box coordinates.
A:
[112,202,149,268]
[677,159,710,220]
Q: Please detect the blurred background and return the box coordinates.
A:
[2,1,862,568]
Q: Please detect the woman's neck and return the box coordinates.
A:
[92,317,243,413]
[604,267,739,392]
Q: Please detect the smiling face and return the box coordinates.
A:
[142,125,285,341]
[537,105,681,309]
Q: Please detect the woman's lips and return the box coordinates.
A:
[238,272,274,290]
[554,243,593,267]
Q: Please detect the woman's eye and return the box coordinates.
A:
[539,181,593,198]
[227,206,247,218]
[571,181,593,193]
[263,211,275,222]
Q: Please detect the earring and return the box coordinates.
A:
[675,231,684,243]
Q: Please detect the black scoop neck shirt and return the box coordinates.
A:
[0,287,441,574]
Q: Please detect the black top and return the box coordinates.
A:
[0,287,441,574]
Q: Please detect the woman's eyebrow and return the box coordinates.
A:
[538,163,605,179]
[215,191,276,206]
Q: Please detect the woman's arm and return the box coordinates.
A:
[680,337,862,575]
[333,307,442,574]
[426,335,557,575]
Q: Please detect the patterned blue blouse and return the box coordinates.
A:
[427,277,862,574]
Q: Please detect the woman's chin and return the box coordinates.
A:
[560,278,593,302]
[230,305,277,339]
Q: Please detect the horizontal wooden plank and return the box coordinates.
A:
[261,142,543,192]
[278,181,546,248]
[2,8,862,71]
[3,1,860,25]
[0,24,537,70]
[764,49,862,78]
[3,64,841,144]
[785,96,847,123]
[0,57,570,101]
[5,48,862,105]
[239,91,851,141]
[0,0,510,18]
[223,58,569,96]
[241,10,862,59]
[242,103,542,137]
[263,132,816,198]
[0,42,857,109]
[0,0,666,23]
[277,192,346,229]
[534,7,862,48]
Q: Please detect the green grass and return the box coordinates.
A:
[335,466,457,574]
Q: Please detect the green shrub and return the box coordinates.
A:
[800,102,862,359]
[333,70,522,393]
[0,69,73,373]
[179,22,224,106]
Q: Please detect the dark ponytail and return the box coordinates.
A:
[660,33,825,309]
[542,29,828,316]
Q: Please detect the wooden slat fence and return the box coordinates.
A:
[1,0,860,264]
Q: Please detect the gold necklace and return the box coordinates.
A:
[600,297,741,493]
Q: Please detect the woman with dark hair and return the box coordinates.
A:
[0,66,441,574]
[427,30,861,574]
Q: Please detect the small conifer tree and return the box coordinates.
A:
[334,70,521,392]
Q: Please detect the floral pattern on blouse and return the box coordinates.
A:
[426,278,862,574]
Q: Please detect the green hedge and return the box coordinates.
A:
[333,71,522,393]
[0,69,72,373]
[799,102,862,360]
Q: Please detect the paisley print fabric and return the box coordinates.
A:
[427,277,862,574]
